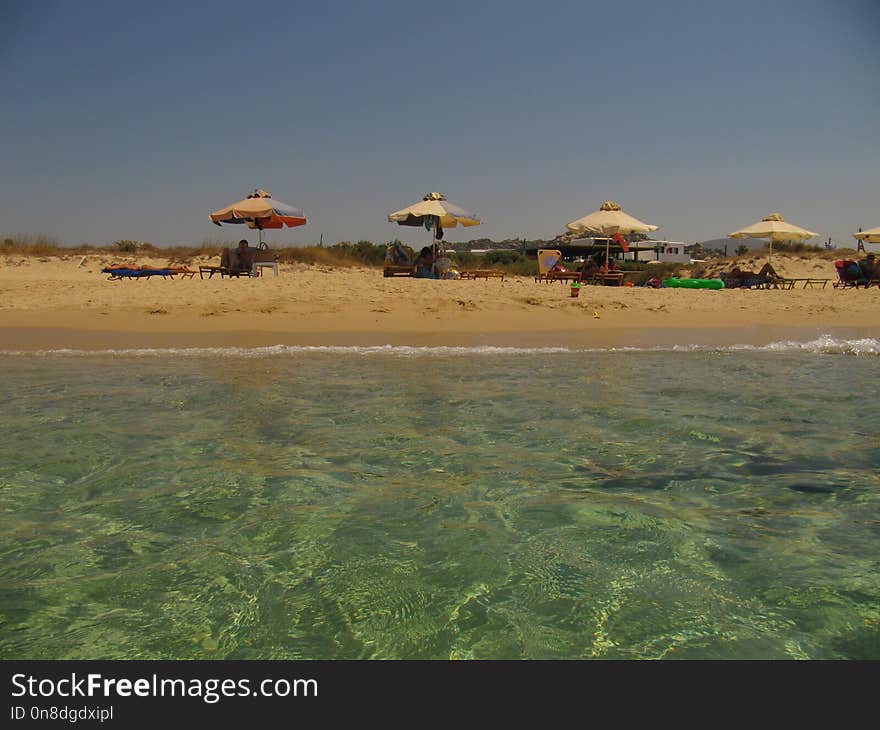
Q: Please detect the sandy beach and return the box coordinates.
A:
[1,252,878,350]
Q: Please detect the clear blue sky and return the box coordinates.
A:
[2,0,877,248]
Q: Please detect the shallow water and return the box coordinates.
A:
[1,338,878,659]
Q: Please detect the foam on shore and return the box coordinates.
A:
[2,335,877,358]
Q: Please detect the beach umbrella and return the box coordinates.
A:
[210,189,307,246]
[565,200,658,266]
[388,192,481,257]
[388,192,481,229]
[854,226,880,244]
[729,213,818,264]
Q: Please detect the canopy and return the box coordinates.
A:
[388,192,481,229]
[565,200,658,266]
[210,189,307,231]
[566,200,658,236]
[729,213,818,263]
[854,226,880,243]
[729,213,818,242]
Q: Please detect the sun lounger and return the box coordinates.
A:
[777,277,830,289]
[719,271,783,289]
[102,266,194,280]
[833,260,878,289]
[460,269,505,280]
[534,249,581,283]
[535,271,581,283]
[583,272,626,286]
[199,265,252,279]
[383,264,414,277]
[383,241,415,276]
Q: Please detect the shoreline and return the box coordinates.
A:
[2,323,878,352]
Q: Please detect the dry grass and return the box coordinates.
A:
[0,237,381,269]
[2,234,863,277]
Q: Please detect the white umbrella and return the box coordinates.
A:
[566,200,658,266]
[729,213,818,264]
[854,226,880,244]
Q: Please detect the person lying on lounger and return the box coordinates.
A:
[721,262,780,288]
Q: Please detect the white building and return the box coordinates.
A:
[622,240,692,263]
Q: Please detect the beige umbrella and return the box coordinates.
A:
[209,189,307,247]
[854,226,880,244]
[566,200,658,266]
[388,192,481,260]
[729,213,818,264]
[388,192,481,229]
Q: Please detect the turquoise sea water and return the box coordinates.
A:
[0,337,878,659]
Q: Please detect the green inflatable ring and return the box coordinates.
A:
[662,277,724,289]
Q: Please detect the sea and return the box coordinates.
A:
[0,335,878,660]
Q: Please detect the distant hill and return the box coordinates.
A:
[445,238,541,252]
[448,231,654,252]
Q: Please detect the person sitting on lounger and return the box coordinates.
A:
[579,256,600,282]
[858,253,878,280]
[234,240,255,272]
[413,246,438,279]
[221,240,256,274]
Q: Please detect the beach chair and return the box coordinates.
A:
[591,271,626,286]
[199,248,258,279]
[534,249,580,284]
[383,242,415,277]
[833,260,869,289]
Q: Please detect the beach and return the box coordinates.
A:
[1,252,878,351]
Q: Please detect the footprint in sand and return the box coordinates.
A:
[147,308,168,315]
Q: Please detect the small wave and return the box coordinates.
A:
[1,335,878,358]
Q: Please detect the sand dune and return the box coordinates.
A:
[0,252,877,350]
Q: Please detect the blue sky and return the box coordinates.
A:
[1,0,877,248]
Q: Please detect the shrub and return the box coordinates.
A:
[482,250,523,265]
[113,240,141,252]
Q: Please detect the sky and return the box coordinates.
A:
[1,0,878,249]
